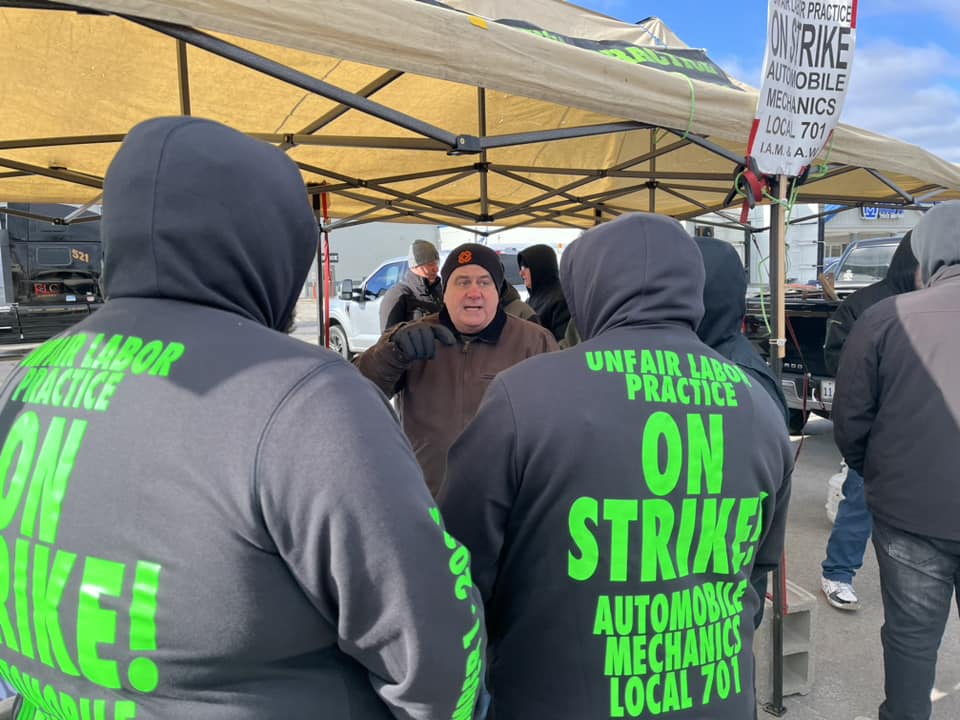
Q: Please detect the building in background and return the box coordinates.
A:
[304,222,441,297]
[821,206,921,259]
[307,204,922,301]
[680,204,820,288]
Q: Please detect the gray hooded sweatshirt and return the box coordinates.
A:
[441,213,793,720]
[0,117,484,720]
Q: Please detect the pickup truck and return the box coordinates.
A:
[743,235,904,433]
[327,248,528,359]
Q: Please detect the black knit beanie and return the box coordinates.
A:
[441,243,505,289]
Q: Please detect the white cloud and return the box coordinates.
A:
[717,44,960,164]
[841,41,960,163]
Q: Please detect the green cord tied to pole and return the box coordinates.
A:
[653,73,696,146]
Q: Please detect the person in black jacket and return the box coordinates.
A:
[442,213,793,720]
[0,117,485,720]
[379,239,443,331]
[517,244,570,341]
[819,233,918,612]
[694,236,789,630]
[833,201,960,720]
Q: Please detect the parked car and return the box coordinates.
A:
[804,257,839,287]
[830,237,902,295]
[326,249,528,359]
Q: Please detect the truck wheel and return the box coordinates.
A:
[328,324,351,360]
[788,409,809,435]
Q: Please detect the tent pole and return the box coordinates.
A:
[285,69,405,147]
[321,190,332,349]
[0,134,126,150]
[649,133,656,213]
[176,39,191,116]
[766,174,788,717]
[478,88,489,221]
[128,16,465,149]
[298,162,480,222]
[63,197,103,223]
[817,209,826,275]
[769,175,787,373]
[0,157,102,188]
[865,169,914,203]
[311,194,324,347]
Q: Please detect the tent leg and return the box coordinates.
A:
[769,174,787,375]
[762,174,788,717]
[763,560,788,716]
[649,134,656,213]
[313,194,324,347]
[478,88,490,221]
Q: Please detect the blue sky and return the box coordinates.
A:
[574,1,960,163]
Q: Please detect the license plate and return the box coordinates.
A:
[33,282,61,296]
[820,379,835,402]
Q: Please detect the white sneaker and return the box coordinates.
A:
[821,577,860,611]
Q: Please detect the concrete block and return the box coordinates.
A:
[754,577,818,701]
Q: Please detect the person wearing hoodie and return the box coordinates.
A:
[379,239,443,331]
[834,202,960,720]
[819,232,919,613]
[0,118,485,720]
[356,243,557,496]
[441,213,793,720]
[694,236,788,631]
[517,244,571,341]
[694,237,788,424]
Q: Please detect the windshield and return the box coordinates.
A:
[835,243,898,285]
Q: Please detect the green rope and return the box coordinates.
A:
[653,73,696,146]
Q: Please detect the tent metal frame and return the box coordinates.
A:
[2,4,949,716]
[0,1,936,234]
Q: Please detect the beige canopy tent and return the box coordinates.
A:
[3,3,955,709]
[2,0,959,233]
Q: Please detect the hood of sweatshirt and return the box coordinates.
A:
[884,231,919,293]
[100,116,317,331]
[517,244,560,293]
[559,213,705,341]
[911,201,960,284]
[694,236,747,348]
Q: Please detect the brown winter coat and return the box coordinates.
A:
[355,308,558,495]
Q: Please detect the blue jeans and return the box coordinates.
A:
[822,466,872,583]
[872,517,960,720]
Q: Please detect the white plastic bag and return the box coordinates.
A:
[825,461,847,524]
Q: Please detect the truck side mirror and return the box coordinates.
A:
[339,279,353,300]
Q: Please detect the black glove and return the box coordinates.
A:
[392,322,457,362]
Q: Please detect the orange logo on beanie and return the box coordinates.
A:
[458,250,473,264]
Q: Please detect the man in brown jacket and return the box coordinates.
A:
[356,243,558,496]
